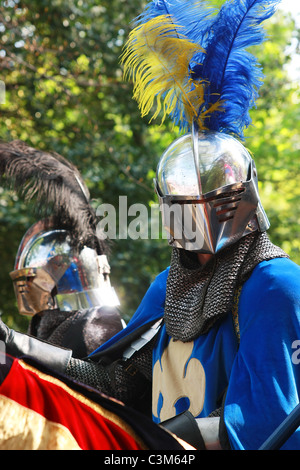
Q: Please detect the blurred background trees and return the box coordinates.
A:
[0,0,299,331]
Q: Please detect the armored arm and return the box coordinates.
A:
[0,318,152,414]
[161,411,226,450]
[0,318,72,373]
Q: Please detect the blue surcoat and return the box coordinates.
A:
[92,257,300,450]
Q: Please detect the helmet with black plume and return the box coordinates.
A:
[0,140,122,357]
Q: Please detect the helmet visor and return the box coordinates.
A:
[12,226,120,314]
[156,131,251,197]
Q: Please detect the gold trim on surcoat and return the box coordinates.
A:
[0,394,81,450]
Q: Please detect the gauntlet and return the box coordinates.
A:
[0,318,72,373]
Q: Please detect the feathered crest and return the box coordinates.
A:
[122,0,281,139]
[0,140,106,253]
[121,15,221,127]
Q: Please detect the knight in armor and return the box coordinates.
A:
[1,0,300,450]
[0,140,123,358]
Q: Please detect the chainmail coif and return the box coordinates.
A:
[164,232,288,341]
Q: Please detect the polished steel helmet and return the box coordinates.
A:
[10,220,119,316]
[155,128,270,254]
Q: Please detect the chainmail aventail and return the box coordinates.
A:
[164,232,288,341]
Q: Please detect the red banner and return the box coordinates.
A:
[0,355,189,450]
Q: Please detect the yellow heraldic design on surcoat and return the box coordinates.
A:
[152,339,206,421]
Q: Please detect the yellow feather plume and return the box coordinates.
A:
[121,15,213,128]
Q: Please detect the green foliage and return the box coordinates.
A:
[0,1,299,331]
[247,13,300,262]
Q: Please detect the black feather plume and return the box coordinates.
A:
[0,139,106,254]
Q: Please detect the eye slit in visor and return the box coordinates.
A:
[209,188,245,204]
[217,207,238,222]
[171,188,245,205]
[216,204,239,216]
[214,191,245,222]
[15,280,29,294]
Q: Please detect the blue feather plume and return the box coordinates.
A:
[137,0,217,45]
[135,0,218,130]
[123,0,281,139]
[193,0,282,139]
